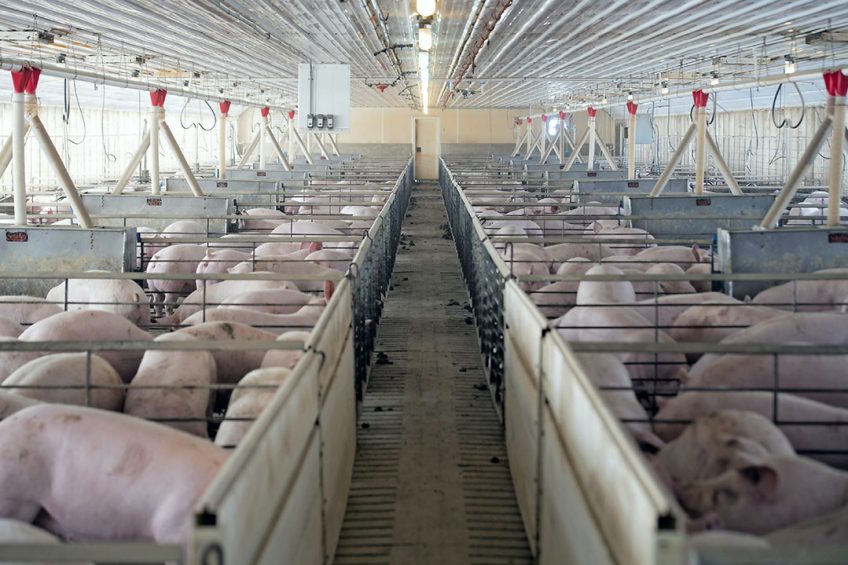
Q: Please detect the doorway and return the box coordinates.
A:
[413,117,440,180]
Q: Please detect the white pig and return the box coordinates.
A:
[0,315,23,338]
[4,353,124,411]
[0,404,226,554]
[215,367,291,448]
[0,296,62,326]
[124,333,217,438]
[146,244,208,317]
[46,275,150,327]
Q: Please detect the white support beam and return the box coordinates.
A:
[149,106,161,195]
[594,130,619,171]
[12,85,26,225]
[312,132,330,160]
[829,92,847,226]
[627,105,637,180]
[759,116,833,229]
[563,127,590,171]
[265,125,291,171]
[290,123,313,165]
[28,113,93,228]
[236,128,262,170]
[327,133,341,157]
[159,121,204,197]
[219,102,230,179]
[113,130,151,194]
[704,130,743,196]
[648,122,697,197]
[0,122,29,179]
[694,105,708,195]
[587,116,597,169]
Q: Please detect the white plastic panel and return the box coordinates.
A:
[298,64,351,132]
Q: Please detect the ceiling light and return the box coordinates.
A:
[784,55,796,74]
[626,92,633,101]
[602,95,608,104]
[418,25,432,51]
[417,0,437,18]
[661,82,669,95]
[710,72,719,86]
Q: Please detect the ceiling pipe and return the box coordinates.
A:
[435,0,489,108]
[0,57,276,110]
[440,0,514,109]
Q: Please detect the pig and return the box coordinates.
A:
[576,265,637,305]
[261,331,311,369]
[270,221,355,250]
[194,248,252,289]
[562,204,621,227]
[0,390,41,419]
[670,304,786,361]
[305,248,352,273]
[4,353,124,411]
[484,219,543,237]
[679,455,848,535]
[171,321,278,384]
[157,277,299,324]
[0,404,226,553]
[181,303,326,335]
[586,223,655,256]
[135,226,162,270]
[544,241,614,263]
[146,244,208,317]
[555,306,688,384]
[227,258,342,292]
[688,313,848,408]
[635,245,707,271]
[576,353,663,450]
[215,368,292,448]
[766,505,848,546]
[686,263,712,293]
[751,269,848,312]
[46,276,150,327]
[632,293,740,330]
[531,281,580,318]
[253,240,302,256]
[124,333,217,438]
[0,296,63,326]
[646,263,696,295]
[238,207,287,231]
[6,311,153,383]
[656,410,795,486]
[688,531,769,550]
[160,219,205,238]
[654,391,848,470]
[501,248,551,292]
[555,257,593,276]
[0,315,23,338]
[220,288,315,314]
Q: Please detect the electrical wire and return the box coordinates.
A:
[179,97,217,131]
[771,82,805,129]
[62,79,87,146]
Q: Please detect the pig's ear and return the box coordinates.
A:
[738,463,779,499]
[308,241,323,254]
[691,244,701,262]
[324,280,335,301]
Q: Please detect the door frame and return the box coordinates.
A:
[412,116,441,180]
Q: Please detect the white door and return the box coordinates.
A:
[413,117,440,180]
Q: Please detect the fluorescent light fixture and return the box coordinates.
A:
[418,25,432,51]
[626,92,633,101]
[784,55,796,74]
[417,0,437,18]
[710,73,720,86]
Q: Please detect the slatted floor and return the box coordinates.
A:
[334,182,532,565]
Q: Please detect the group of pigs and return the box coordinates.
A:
[0,194,385,554]
[470,189,848,549]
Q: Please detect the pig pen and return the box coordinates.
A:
[0,159,413,563]
[440,156,848,564]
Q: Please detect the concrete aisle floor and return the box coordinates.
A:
[333,182,532,565]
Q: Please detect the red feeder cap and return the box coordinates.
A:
[824,70,848,97]
[626,100,638,115]
[24,68,41,95]
[287,110,296,120]
[517,118,523,125]
[260,107,270,118]
[541,114,548,122]
[149,89,167,107]
[10,68,31,94]
[219,100,231,114]
[558,111,565,120]
[526,116,532,123]
[587,106,596,118]
[692,90,709,108]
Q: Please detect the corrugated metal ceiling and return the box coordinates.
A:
[0,0,847,112]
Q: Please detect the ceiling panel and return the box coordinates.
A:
[0,0,846,114]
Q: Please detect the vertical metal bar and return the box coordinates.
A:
[828,94,846,226]
[149,107,161,195]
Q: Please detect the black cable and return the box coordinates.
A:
[180,98,217,131]
[771,82,805,129]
